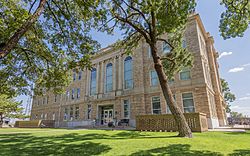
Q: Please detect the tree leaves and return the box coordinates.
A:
[220,0,250,39]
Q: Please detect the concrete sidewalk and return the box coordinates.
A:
[209,127,246,132]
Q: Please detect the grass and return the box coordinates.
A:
[0,128,250,156]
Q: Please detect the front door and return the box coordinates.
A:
[103,109,113,125]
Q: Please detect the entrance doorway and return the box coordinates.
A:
[99,105,114,125]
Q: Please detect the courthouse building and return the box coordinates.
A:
[30,14,227,129]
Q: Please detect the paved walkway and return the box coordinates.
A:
[209,127,246,132]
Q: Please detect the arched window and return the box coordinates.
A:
[90,68,97,95]
[124,56,133,89]
[106,63,113,92]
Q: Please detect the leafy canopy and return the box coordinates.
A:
[0,94,26,124]
[221,78,236,113]
[0,0,105,97]
[98,0,196,79]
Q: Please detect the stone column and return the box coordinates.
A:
[96,63,100,95]
[85,68,89,97]
[113,57,116,91]
[117,54,123,95]
[99,61,104,98]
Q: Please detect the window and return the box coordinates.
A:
[75,106,79,120]
[41,113,43,119]
[73,71,76,81]
[44,113,47,120]
[168,78,174,84]
[150,70,158,86]
[90,68,97,95]
[123,100,130,118]
[72,89,75,100]
[166,95,175,114]
[70,106,74,120]
[52,112,55,120]
[43,97,45,105]
[182,39,187,48]
[148,46,152,57]
[54,95,57,102]
[152,97,161,114]
[182,93,195,113]
[78,71,82,80]
[35,114,38,119]
[124,56,133,89]
[162,42,171,54]
[64,108,68,120]
[66,91,70,101]
[180,68,191,80]
[106,63,113,92]
[87,104,91,119]
[77,88,80,99]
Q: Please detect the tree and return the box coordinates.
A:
[96,0,195,138]
[0,94,25,127]
[221,78,236,113]
[0,0,104,97]
[219,0,250,39]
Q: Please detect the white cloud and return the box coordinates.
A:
[247,93,250,96]
[219,51,233,59]
[243,63,250,67]
[228,67,245,73]
[238,96,250,101]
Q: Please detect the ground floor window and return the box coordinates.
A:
[182,93,195,113]
[52,112,55,120]
[64,108,68,120]
[152,96,161,114]
[70,106,74,120]
[123,100,130,118]
[75,106,79,120]
[87,105,92,119]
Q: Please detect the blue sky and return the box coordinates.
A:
[17,0,250,116]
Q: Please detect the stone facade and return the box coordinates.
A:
[30,14,227,128]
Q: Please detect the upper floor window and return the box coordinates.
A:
[73,71,76,81]
[77,88,80,99]
[123,100,130,118]
[54,95,57,102]
[106,63,113,92]
[148,46,152,57]
[180,68,191,80]
[182,93,195,113]
[78,71,82,80]
[162,42,171,54]
[150,70,158,86]
[124,56,133,89]
[66,91,70,101]
[72,89,75,100]
[152,96,161,114]
[182,39,187,48]
[90,68,97,95]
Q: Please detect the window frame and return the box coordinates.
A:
[124,56,133,90]
[182,92,195,113]
[151,96,161,115]
[105,63,113,93]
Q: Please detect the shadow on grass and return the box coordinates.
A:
[0,133,111,156]
[228,149,250,156]
[130,144,223,156]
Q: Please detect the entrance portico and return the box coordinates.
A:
[98,105,114,125]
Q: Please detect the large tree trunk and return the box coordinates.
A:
[0,0,47,59]
[151,45,193,138]
[0,113,3,128]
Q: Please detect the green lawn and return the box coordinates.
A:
[0,128,250,156]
